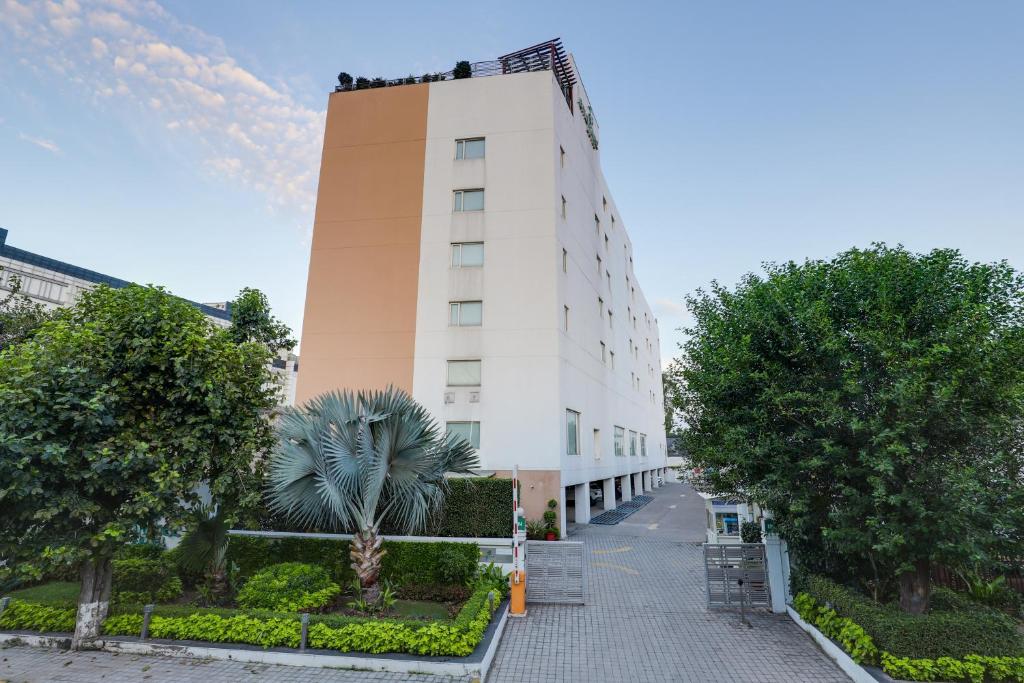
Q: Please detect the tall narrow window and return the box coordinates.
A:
[597,297,603,317]
[563,305,570,331]
[597,254,602,277]
[629,430,638,457]
[449,301,482,326]
[614,426,625,456]
[454,189,484,211]
[610,350,615,368]
[451,242,484,267]
[609,310,613,329]
[562,248,568,273]
[446,421,480,449]
[593,429,602,460]
[640,433,647,457]
[566,409,580,455]
[604,234,609,251]
[447,360,481,386]
[561,195,567,218]
[600,341,606,363]
[606,270,611,291]
[560,145,565,168]
[602,196,607,211]
[594,214,600,234]
[455,138,485,159]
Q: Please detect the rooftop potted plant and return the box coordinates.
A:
[337,72,353,91]
[543,499,559,541]
[453,60,472,79]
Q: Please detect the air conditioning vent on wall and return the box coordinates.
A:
[444,392,455,404]
[469,391,480,403]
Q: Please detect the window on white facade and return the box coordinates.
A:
[562,248,568,273]
[449,301,482,326]
[454,189,484,212]
[446,421,480,449]
[608,310,613,329]
[610,350,615,368]
[560,145,565,167]
[604,234,609,251]
[593,429,602,460]
[614,427,625,456]
[600,341,606,363]
[451,242,484,267]
[563,305,570,331]
[594,214,600,234]
[455,138,485,160]
[640,434,647,457]
[566,409,580,455]
[603,195,607,211]
[629,430,638,457]
[447,360,481,386]
[561,195,567,218]
[597,297,603,317]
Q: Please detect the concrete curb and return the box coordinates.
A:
[786,606,881,683]
[0,604,509,681]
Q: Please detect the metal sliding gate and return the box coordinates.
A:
[525,540,585,604]
[703,543,771,609]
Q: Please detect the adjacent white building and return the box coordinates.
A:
[296,40,668,533]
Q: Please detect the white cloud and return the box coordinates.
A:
[1,0,324,215]
[19,132,61,153]
[654,298,686,317]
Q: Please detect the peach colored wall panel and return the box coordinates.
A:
[296,85,429,404]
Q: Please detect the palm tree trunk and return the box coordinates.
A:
[350,526,387,604]
[72,555,113,650]
[898,559,931,614]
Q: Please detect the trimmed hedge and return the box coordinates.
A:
[250,477,511,539]
[112,558,182,605]
[227,536,480,589]
[0,600,76,632]
[804,575,1023,659]
[796,589,1024,682]
[100,579,506,656]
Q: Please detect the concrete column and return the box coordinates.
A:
[632,472,643,497]
[765,535,792,613]
[574,483,591,524]
[620,474,632,502]
[602,477,616,511]
[642,471,651,492]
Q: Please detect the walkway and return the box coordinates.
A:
[486,480,846,682]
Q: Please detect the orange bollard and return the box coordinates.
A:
[509,570,527,616]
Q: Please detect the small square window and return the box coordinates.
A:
[455,138,485,160]
[449,301,482,326]
[447,359,481,386]
[454,189,484,212]
[446,421,480,449]
[451,242,484,267]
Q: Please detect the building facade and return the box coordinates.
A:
[296,41,668,532]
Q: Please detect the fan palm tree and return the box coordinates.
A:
[176,504,231,604]
[267,387,479,604]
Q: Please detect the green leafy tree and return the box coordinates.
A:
[0,269,52,351]
[228,287,295,353]
[0,285,278,647]
[267,387,479,605]
[673,245,1024,613]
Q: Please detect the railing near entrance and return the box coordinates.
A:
[704,543,771,609]
[526,540,585,604]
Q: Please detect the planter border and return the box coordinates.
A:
[787,605,889,683]
[0,600,509,680]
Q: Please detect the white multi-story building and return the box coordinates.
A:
[0,227,298,405]
[295,40,668,532]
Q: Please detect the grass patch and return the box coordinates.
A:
[390,599,450,620]
[7,582,78,605]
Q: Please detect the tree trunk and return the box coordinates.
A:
[72,556,113,650]
[350,527,387,605]
[898,559,931,614]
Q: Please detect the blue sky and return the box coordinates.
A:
[2,1,1022,364]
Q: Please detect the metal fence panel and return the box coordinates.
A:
[704,543,771,609]
[526,540,584,605]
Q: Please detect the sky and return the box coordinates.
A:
[2,0,1023,365]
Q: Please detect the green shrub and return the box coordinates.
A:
[115,543,166,561]
[436,546,477,586]
[227,536,479,590]
[804,575,1022,659]
[0,601,76,632]
[112,558,182,605]
[102,580,506,656]
[797,590,1024,682]
[235,563,340,612]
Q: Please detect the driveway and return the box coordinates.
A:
[486,481,846,683]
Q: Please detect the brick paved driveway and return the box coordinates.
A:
[486,481,847,683]
[0,481,844,683]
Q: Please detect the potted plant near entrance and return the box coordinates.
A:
[543,499,559,541]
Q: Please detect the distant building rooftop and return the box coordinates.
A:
[0,227,231,321]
